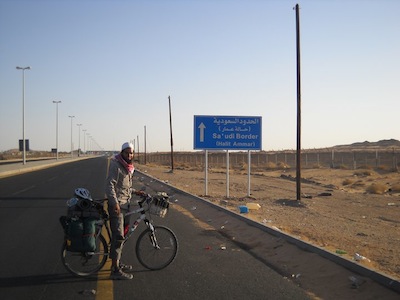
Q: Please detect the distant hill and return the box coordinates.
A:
[334,139,400,149]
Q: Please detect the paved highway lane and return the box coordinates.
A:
[0,157,313,300]
[0,157,109,300]
[2,157,398,299]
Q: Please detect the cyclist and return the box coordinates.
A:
[105,142,135,280]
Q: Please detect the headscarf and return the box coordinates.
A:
[115,153,134,174]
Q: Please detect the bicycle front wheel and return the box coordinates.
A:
[61,233,108,277]
[136,225,178,270]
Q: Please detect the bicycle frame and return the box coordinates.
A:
[123,205,155,242]
[95,200,155,247]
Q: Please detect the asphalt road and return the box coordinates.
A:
[0,157,312,300]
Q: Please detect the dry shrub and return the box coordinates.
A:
[266,162,277,169]
[277,162,290,169]
[174,162,190,170]
[172,162,203,171]
[352,180,366,187]
[342,178,354,186]
[377,165,389,171]
[366,183,388,194]
[253,166,267,173]
[358,165,373,170]
[146,162,169,168]
[354,170,373,177]
[390,184,400,192]
[234,163,247,171]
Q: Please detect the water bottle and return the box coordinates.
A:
[354,253,370,262]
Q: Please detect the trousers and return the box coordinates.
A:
[108,202,131,261]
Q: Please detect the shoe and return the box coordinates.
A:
[119,263,133,272]
[110,268,133,280]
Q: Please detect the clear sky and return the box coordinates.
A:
[1,0,399,153]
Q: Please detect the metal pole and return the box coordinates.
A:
[16,66,31,165]
[144,125,147,164]
[226,150,230,198]
[295,3,302,201]
[83,129,87,154]
[247,150,251,197]
[53,101,61,160]
[86,133,90,154]
[168,96,174,172]
[137,135,140,164]
[205,150,208,196]
[68,116,75,158]
[22,70,26,164]
[77,124,82,156]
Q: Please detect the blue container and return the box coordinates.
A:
[239,205,249,213]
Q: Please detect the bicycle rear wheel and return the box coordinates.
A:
[136,225,178,270]
[61,233,108,277]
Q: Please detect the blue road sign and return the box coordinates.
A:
[194,115,262,150]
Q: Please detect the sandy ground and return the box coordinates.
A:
[135,162,400,283]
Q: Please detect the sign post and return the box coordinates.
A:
[194,115,262,197]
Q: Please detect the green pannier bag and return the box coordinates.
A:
[64,217,97,252]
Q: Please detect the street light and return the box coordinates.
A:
[53,101,61,160]
[68,115,75,158]
[82,129,87,154]
[16,66,31,165]
[77,124,82,157]
[87,134,91,154]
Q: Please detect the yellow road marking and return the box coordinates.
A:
[96,158,113,300]
[172,204,214,230]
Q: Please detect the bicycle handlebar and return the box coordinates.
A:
[91,189,161,209]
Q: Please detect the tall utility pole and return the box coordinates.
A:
[86,133,90,154]
[144,125,147,164]
[137,135,140,164]
[53,100,61,160]
[82,129,87,153]
[77,124,82,156]
[16,66,31,165]
[168,95,174,172]
[295,3,302,201]
[68,116,75,158]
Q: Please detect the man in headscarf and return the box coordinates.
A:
[106,142,135,280]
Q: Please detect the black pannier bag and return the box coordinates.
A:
[60,216,97,252]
